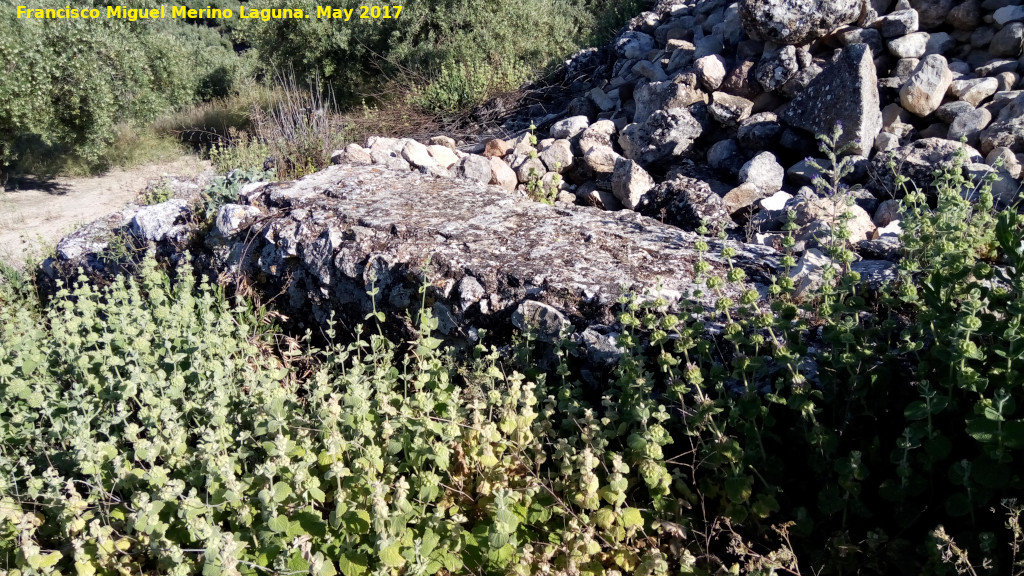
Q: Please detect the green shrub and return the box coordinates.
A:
[237,0,646,111]
[5,132,1024,575]
[0,0,245,176]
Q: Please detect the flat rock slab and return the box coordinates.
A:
[216,164,782,340]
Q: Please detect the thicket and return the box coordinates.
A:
[2,133,1024,574]
[0,0,246,176]
[0,0,644,180]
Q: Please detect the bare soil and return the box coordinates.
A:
[0,156,209,267]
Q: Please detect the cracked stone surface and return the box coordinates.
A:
[43,163,781,347]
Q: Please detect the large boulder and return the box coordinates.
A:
[739,0,861,45]
[980,92,1024,154]
[43,163,782,350]
[637,176,735,232]
[781,43,882,156]
[869,137,984,198]
[618,108,704,167]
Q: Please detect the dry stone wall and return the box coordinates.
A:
[42,0,1024,355]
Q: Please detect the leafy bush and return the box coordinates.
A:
[236,0,647,112]
[4,134,1024,575]
[0,0,244,175]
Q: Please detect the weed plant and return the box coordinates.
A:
[3,132,1024,574]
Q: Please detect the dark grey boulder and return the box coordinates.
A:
[740,0,861,45]
[637,175,736,233]
[780,44,882,156]
[868,137,984,198]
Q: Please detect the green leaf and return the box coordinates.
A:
[904,401,929,421]
[294,510,328,538]
[592,508,615,530]
[621,507,644,529]
[380,542,406,568]
[967,418,999,443]
[272,481,291,503]
[29,551,63,569]
[342,510,371,534]
[338,551,368,576]
[268,514,290,533]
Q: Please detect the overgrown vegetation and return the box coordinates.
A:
[3,132,1024,574]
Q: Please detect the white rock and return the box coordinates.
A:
[427,145,459,169]
[401,140,437,169]
[739,151,785,196]
[612,158,655,210]
[759,191,793,211]
[550,116,590,139]
[900,54,953,117]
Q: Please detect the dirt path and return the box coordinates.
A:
[0,156,210,267]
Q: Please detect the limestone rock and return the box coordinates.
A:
[947,107,993,146]
[899,55,954,116]
[427,145,459,169]
[990,22,1024,57]
[738,112,785,149]
[909,0,955,29]
[632,80,707,124]
[709,92,755,126]
[789,248,840,297]
[429,135,457,150]
[696,54,729,91]
[216,204,264,237]
[540,140,573,174]
[589,88,617,112]
[512,300,570,342]
[888,32,930,58]
[876,9,919,37]
[780,43,881,156]
[756,45,800,92]
[615,31,655,59]
[341,143,372,165]
[458,154,492,184]
[994,5,1024,26]
[952,77,1000,106]
[723,182,766,214]
[130,200,189,242]
[584,146,621,174]
[484,138,512,158]
[515,157,547,184]
[980,92,1024,153]
[618,108,704,167]
[739,151,785,196]
[873,198,901,226]
[612,158,655,210]
[638,176,735,232]
[869,137,984,197]
[401,140,437,169]
[579,120,617,153]
[791,194,877,243]
[633,60,668,82]
[551,116,590,140]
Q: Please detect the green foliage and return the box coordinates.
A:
[0,0,244,175]
[7,128,1024,575]
[140,178,175,205]
[237,0,646,112]
[200,168,274,222]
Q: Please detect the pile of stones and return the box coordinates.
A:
[333,0,1024,295]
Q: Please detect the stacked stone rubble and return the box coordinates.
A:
[332,0,1024,296]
